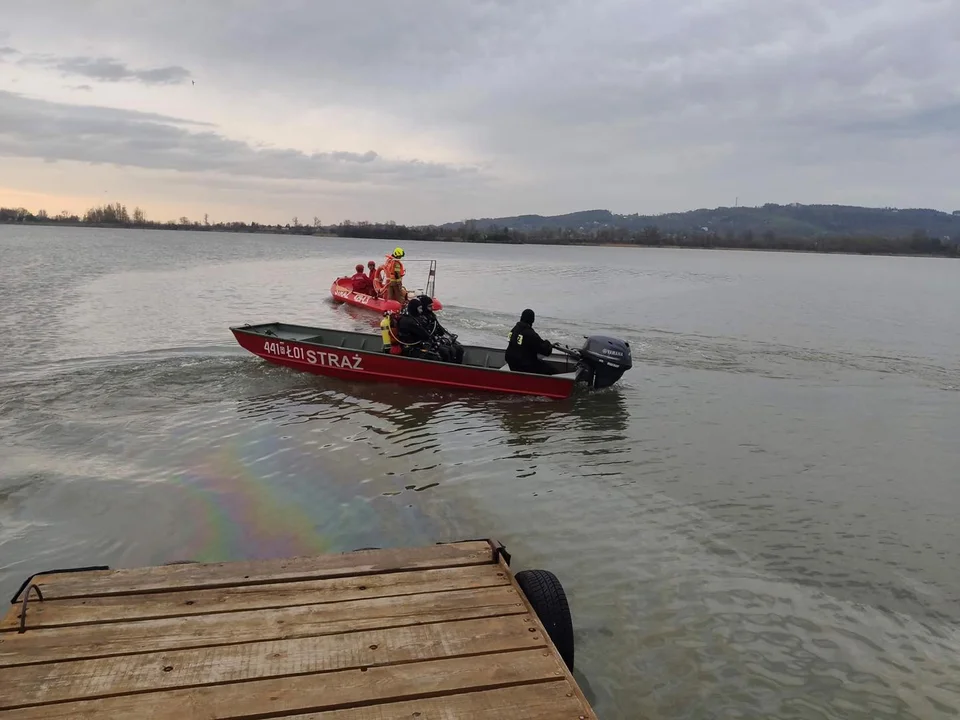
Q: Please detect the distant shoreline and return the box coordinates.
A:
[583,241,954,259]
[0,219,336,237]
[2,217,957,260]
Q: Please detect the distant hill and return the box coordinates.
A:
[442,204,960,240]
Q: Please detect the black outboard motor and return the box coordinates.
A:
[575,335,632,389]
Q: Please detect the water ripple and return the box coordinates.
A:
[4,229,960,719]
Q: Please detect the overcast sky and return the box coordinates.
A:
[1,0,958,225]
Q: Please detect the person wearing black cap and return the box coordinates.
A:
[416,295,464,364]
[396,298,440,360]
[505,309,556,375]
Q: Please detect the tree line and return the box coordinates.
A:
[2,203,958,257]
[333,219,959,257]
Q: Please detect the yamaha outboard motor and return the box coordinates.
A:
[575,336,633,389]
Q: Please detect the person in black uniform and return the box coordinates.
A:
[505,308,556,375]
[416,295,464,364]
[396,298,440,361]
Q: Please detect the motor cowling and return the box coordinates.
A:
[575,335,632,389]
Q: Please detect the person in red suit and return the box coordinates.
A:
[350,264,374,295]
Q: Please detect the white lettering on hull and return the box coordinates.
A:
[262,340,363,369]
[335,288,371,304]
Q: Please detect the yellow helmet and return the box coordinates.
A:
[392,247,405,258]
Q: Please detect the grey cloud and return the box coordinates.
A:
[835,104,960,140]
[331,150,378,163]
[0,95,214,128]
[4,0,960,217]
[390,0,960,191]
[0,91,482,186]
[0,46,18,57]
[83,0,954,161]
[13,2,955,132]
[20,53,190,85]
[468,1,956,124]
[9,2,959,123]
[3,1,553,99]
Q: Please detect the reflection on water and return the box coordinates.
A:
[238,377,629,440]
[235,375,632,495]
[3,227,960,719]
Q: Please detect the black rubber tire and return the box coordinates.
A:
[515,568,575,671]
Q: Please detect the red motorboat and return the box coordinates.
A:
[230,322,632,399]
[332,259,443,315]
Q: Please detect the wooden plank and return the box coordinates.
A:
[1,564,509,631]
[289,682,594,719]
[0,649,569,720]
[0,585,525,667]
[0,614,547,709]
[14,541,493,600]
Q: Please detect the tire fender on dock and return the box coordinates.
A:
[515,568,575,671]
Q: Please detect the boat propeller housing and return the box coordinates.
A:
[574,335,633,389]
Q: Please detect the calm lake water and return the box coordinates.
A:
[2,225,959,719]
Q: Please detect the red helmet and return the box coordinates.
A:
[355,264,364,273]
[367,260,376,268]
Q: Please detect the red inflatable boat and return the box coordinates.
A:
[331,259,443,315]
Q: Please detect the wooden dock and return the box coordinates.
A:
[0,539,596,719]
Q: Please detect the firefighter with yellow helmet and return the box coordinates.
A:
[383,247,406,303]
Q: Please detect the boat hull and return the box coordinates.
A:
[330,278,443,314]
[331,279,401,313]
[231,323,577,399]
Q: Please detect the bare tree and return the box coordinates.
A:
[82,203,129,224]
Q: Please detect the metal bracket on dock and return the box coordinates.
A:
[487,539,512,566]
[441,538,512,566]
[17,584,43,634]
[9,565,110,605]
